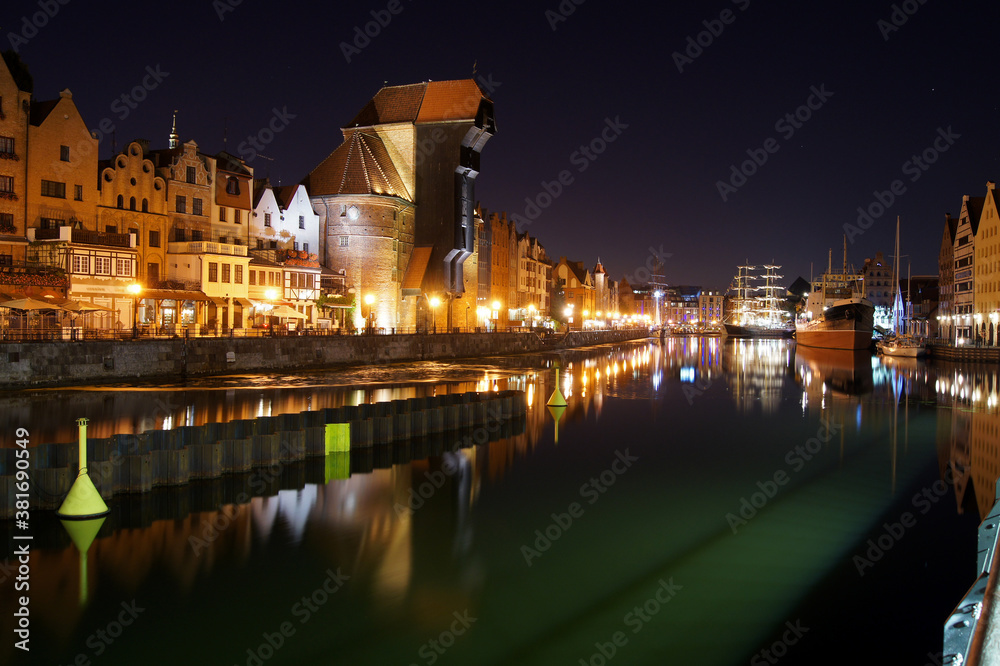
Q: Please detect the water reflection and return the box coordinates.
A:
[4,338,1000,665]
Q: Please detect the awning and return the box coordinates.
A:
[141,289,210,302]
[272,305,306,319]
[233,298,253,308]
[402,246,432,295]
[207,297,228,306]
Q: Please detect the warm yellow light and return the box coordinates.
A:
[492,300,501,310]
[127,283,142,296]
[528,304,536,312]
[583,310,590,317]
[265,288,278,300]
[430,297,441,308]
[364,294,375,305]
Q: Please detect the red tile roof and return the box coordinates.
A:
[346,79,488,128]
[306,131,409,199]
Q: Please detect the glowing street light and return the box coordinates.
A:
[127,283,142,339]
[491,300,501,332]
[364,293,376,333]
[429,296,441,333]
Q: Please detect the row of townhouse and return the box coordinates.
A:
[0,54,326,333]
[938,181,1000,345]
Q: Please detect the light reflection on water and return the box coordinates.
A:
[2,338,999,665]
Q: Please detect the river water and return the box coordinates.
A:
[1,337,995,665]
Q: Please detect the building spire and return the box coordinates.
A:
[169,110,179,149]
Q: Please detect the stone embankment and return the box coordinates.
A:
[0,329,650,389]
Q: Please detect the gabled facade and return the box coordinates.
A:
[554,257,595,326]
[974,182,1000,345]
[938,212,958,340]
[27,89,98,233]
[213,151,253,246]
[150,139,215,245]
[0,53,31,271]
[954,194,984,342]
[97,141,168,286]
[251,181,319,255]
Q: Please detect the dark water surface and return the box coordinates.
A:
[2,338,995,665]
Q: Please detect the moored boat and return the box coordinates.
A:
[796,241,874,351]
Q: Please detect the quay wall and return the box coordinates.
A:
[0,329,649,389]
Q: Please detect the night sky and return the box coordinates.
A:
[5,0,999,290]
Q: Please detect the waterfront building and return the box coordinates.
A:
[594,260,608,315]
[26,226,138,329]
[475,206,491,322]
[488,210,514,326]
[954,194,985,342]
[165,237,251,331]
[251,180,320,255]
[515,233,550,323]
[974,181,1000,345]
[149,139,215,245]
[97,141,168,288]
[699,290,724,325]
[861,251,894,330]
[0,52,31,276]
[618,277,635,316]
[554,257,594,327]
[27,89,98,235]
[307,79,495,331]
[213,151,254,247]
[938,212,958,341]
[905,275,938,338]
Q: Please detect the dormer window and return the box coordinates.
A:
[226,177,240,195]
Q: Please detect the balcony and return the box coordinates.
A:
[168,241,248,256]
[30,226,134,248]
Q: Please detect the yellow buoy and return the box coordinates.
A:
[546,367,567,407]
[56,418,110,519]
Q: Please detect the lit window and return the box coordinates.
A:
[222,264,231,283]
[116,258,132,277]
[72,255,90,274]
[94,257,111,275]
[235,265,243,284]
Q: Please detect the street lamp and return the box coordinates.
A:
[492,300,501,333]
[429,296,441,333]
[127,283,142,339]
[364,294,376,333]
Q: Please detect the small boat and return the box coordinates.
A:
[877,335,928,358]
[877,218,928,358]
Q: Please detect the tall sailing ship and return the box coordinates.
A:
[723,263,794,338]
[796,243,875,351]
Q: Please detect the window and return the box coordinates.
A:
[0,136,13,154]
[117,195,123,209]
[0,175,12,193]
[222,264,231,283]
[264,212,271,227]
[219,207,226,222]
[303,243,308,253]
[219,236,226,244]
[141,198,148,212]
[256,239,264,249]
[234,210,241,224]
[226,177,240,195]
[0,254,11,267]
[191,229,202,241]
[129,197,136,211]
[208,262,218,282]
[94,257,111,275]
[290,273,298,289]
[269,240,277,249]
[235,265,243,284]
[192,198,203,216]
[41,180,66,198]
[249,270,256,286]
[40,218,61,229]
[176,195,186,213]
[0,212,13,233]
[60,145,70,162]
[186,166,196,184]
[293,242,299,251]
[340,236,349,247]
[298,215,305,229]
[174,228,186,242]
[75,185,83,201]
[105,225,117,234]
[147,262,159,284]
[72,255,90,274]
[116,258,132,277]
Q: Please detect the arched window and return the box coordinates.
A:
[129,197,136,211]
[117,195,123,209]
[141,198,148,213]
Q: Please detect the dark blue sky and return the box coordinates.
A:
[5,0,999,289]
